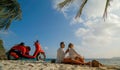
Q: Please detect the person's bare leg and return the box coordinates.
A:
[71,59,84,65]
[77,57,85,63]
[63,58,71,64]
[85,61,92,66]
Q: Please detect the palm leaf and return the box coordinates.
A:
[57,0,74,9]
[75,0,88,18]
[103,0,111,20]
[0,0,22,30]
[4,18,12,30]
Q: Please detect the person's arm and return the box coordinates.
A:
[72,49,82,57]
[22,53,35,58]
[25,52,29,55]
[57,50,60,62]
[65,48,69,54]
[22,48,35,58]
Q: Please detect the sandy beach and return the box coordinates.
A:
[0,60,120,70]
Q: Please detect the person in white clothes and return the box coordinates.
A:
[67,43,84,60]
[56,42,65,63]
[63,43,103,66]
[63,43,85,64]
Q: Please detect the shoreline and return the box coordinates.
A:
[0,60,120,70]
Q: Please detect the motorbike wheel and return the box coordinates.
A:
[7,51,19,60]
[36,53,45,61]
[7,53,19,60]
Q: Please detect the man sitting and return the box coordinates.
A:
[56,42,65,63]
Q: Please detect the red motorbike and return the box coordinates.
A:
[7,40,46,61]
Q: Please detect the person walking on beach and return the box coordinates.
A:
[56,42,65,63]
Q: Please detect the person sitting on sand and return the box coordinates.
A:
[9,42,35,59]
[63,43,85,64]
[57,42,65,63]
[63,43,104,67]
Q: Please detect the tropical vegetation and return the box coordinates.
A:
[0,0,22,30]
[0,0,22,59]
[57,0,111,19]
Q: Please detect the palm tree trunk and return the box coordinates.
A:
[0,39,7,60]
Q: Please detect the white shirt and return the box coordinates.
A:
[69,48,81,59]
[57,48,65,63]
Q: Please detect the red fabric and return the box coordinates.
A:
[12,45,26,54]
[36,42,44,52]
[26,48,30,55]
[11,45,35,58]
[10,52,19,58]
[33,42,44,56]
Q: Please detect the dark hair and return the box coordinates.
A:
[68,43,73,48]
[60,42,64,46]
[26,46,31,51]
[36,40,39,43]
[19,42,25,46]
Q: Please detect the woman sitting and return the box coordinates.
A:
[63,43,103,67]
[63,43,85,64]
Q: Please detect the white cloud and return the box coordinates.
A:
[0,31,9,35]
[70,17,84,25]
[75,28,89,37]
[0,30,15,37]
[53,0,120,58]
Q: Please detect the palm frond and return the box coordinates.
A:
[75,0,88,18]
[0,0,22,30]
[57,0,74,9]
[4,18,12,30]
[103,0,111,20]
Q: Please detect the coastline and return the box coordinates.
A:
[0,60,120,70]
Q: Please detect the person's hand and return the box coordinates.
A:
[65,48,69,54]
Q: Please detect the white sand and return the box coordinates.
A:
[0,60,119,70]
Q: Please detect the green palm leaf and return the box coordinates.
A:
[58,0,111,20]
[103,0,111,20]
[0,0,22,30]
[75,0,88,18]
[57,0,74,9]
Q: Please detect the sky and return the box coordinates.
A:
[0,0,120,58]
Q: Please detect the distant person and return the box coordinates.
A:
[57,42,65,63]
